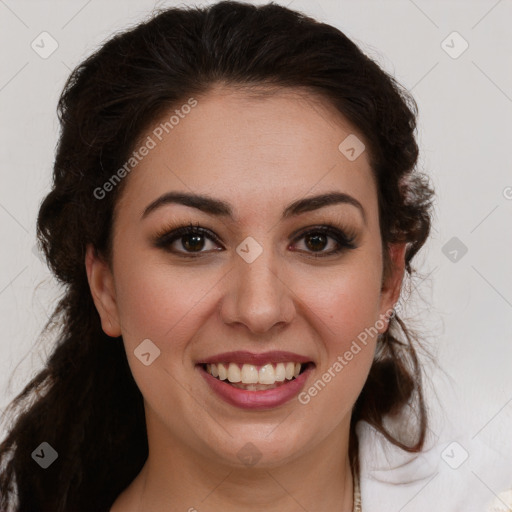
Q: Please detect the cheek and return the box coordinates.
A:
[112,263,212,413]
[113,259,219,357]
[114,246,384,351]
[296,260,382,404]
[301,257,383,344]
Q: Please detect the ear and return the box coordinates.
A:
[85,243,122,337]
[377,242,407,333]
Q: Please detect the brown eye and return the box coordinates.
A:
[180,233,206,252]
[153,223,223,257]
[153,222,357,259]
[290,225,357,257]
[304,232,329,252]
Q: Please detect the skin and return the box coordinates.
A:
[86,84,406,512]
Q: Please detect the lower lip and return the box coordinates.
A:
[198,365,313,410]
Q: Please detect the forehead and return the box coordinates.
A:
[115,86,378,225]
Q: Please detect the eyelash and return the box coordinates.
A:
[152,221,358,259]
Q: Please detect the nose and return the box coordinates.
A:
[219,243,296,335]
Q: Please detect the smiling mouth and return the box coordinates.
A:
[200,362,314,391]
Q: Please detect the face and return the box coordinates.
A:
[86,85,405,470]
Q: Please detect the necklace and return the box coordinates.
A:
[352,460,362,512]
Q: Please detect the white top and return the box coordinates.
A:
[356,421,512,512]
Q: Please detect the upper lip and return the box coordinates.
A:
[197,350,314,366]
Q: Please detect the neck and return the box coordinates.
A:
[111,414,355,512]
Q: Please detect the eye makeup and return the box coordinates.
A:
[150,219,360,259]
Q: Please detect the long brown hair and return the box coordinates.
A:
[0,2,434,510]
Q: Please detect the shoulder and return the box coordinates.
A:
[356,421,512,512]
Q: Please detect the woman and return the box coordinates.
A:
[0,2,435,510]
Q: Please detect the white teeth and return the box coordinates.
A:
[240,364,259,384]
[217,363,227,381]
[206,361,306,386]
[227,363,241,383]
[259,364,275,384]
[275,363,286,382]
[285,362,295,380]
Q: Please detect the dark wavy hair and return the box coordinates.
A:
[0,2,434,510]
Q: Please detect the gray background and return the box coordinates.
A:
[1,0,511,506]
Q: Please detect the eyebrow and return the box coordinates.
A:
[141,191,366,224]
